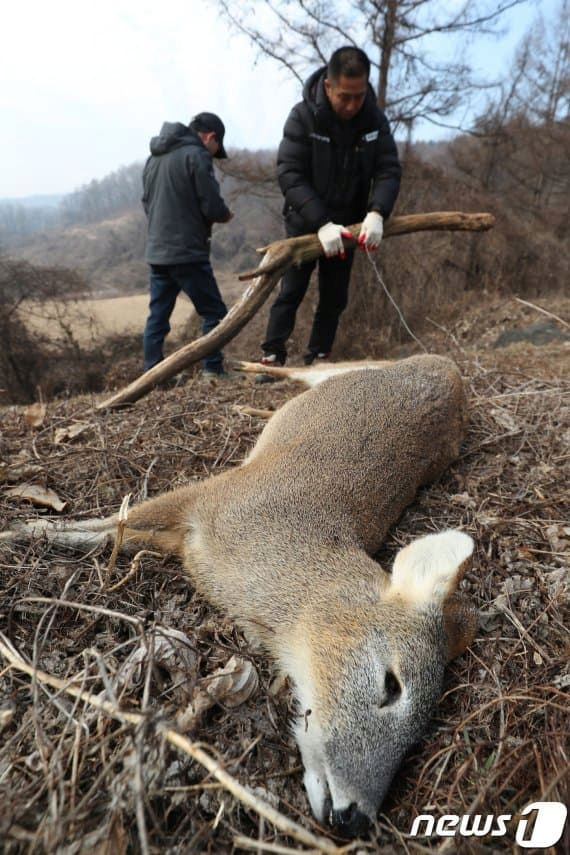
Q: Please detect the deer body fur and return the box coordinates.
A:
[2,354,478,837]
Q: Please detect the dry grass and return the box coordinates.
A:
[23,292,193,346]
[21,272,241,346]
[0,328,568,852]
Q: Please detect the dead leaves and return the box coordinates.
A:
[90,628,258,729]
[53,421,93,444]
[23,401,47,430]
[177,654,259,733]
[109,626,200,704]
[489,406,520,433]
[0,450,43,484]
[4,482,67,512]
[1,416,93,512]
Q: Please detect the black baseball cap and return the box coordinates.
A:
[191,112,228,159]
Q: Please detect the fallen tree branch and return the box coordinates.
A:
[0,633,344,854]
[239,211,495,280]
[514,297,570,329]
[96,246,284,411]
[97,211,494,410]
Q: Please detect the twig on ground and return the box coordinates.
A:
[103,492,131,589]
[0,635,343,854]
[514,297,569,329]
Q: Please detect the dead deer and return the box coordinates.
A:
[1,354,477,837]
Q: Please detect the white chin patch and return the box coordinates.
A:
[294,713,328,822]
[283,640,331,822]
[303,766,328,822]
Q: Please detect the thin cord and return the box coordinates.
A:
[364,247,428,353]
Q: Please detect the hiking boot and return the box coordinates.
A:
[199,367,236,383]
[254,352,286,384]
[157,373,185,389]
[303,351,331,366]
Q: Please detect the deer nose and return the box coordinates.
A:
[330,802,371,838]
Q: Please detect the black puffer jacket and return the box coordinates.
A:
[277,68,401,236]
[142,122,230,264]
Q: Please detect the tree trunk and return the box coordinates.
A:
[97,211,494,410]
[377,0,398,111]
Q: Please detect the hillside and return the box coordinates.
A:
[10,210,149,296]
[0,317,568,851]
[1,31,568,849]
[3,150,282,295]
[3,123,568,305]
[8,194,280,297]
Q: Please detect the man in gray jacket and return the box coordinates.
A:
[142,112,233,376]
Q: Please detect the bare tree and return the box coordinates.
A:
[0,255,99,402]
[0,203,60,245]
[60,162,145,227]
[213,0,529,137]
[452,0,569,234]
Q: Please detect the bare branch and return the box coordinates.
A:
[212,0,534,131]
[96,211,494,410]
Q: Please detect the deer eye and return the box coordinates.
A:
[381,670,402,707]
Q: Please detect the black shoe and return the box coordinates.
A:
[303,351,331,366]
[157,373,184,389]
[254,372,278,384]
[199,368,236,383]
[254,352,286,384]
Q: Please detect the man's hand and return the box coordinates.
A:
[317,222,353,259]
[358,211,383,251]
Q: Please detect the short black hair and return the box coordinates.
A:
[327,47,370,82]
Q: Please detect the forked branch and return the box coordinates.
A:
[97,211,494,410]
[239,211,495,280]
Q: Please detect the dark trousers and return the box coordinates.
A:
[262,251,355,361]
[143,262,227,372]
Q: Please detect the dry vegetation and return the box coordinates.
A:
[0,296,568,852]
[10,210,149,296]
[0,89,568,851]
[10,150,568,395]
[24,292,195,346]
[1,5,567,846]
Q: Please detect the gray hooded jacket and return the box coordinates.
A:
[142,122,230,264]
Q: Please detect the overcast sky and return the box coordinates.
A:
[0,0,558,199]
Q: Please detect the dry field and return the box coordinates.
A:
[22,272,242,344]
[0,296,568,853]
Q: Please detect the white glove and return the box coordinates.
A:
[358,211,384,250]
[317,222,352,258]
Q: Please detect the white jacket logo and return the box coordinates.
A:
[410,801,567,847]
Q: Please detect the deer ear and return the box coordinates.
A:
[390,530,474,606]
[443,593,479,661]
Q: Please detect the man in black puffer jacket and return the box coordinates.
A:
[260,47,401,368]
[142,112,233,376]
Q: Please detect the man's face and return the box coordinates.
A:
[201,131,221,157]
[324,74,368,121]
